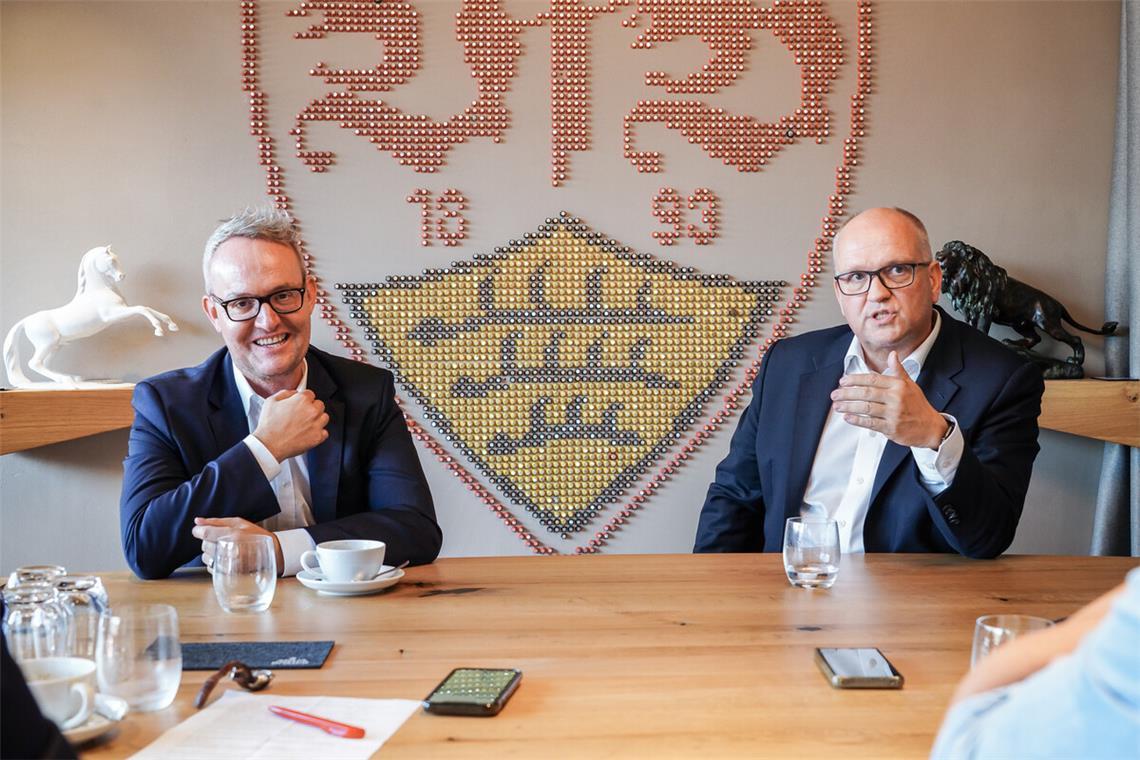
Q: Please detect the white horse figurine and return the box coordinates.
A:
[3,245,178,387]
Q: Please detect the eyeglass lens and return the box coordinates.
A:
[224,289,303,321]
[835,264,917,295]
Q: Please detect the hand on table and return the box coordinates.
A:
[192,517,284,575]
[253,389,329,462]
[830,351,949,450]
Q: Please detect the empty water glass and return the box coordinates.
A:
[55,576,108,660]
[971,614,1054,668]
[212,534,277,613]
[3,584,71,660]
[96,604,181,711]
[7,565,67,590]
[783,516,841,589]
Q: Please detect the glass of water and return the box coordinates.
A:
[783,517,841,589]
[971,614,1054,668]
[213,534,277,613]
[96,603,181,711]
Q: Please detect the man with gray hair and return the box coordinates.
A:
[120,207,440,579]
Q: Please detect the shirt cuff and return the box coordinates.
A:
[275,528,316,577]
[243,434,282,481]
[911,414,964,493]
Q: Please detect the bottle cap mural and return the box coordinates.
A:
[238,0,875,553]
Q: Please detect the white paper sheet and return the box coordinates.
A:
[129,692,420,760]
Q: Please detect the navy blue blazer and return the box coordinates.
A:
[694,308,1044,558]
[120,347,440,579]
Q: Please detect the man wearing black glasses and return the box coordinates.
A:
[120,207,440,579]
[695,207,1044,558]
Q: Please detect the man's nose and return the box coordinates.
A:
[866,272,893,301]
[255,301,283,329]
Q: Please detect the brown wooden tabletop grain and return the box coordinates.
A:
[78,553,1138,758]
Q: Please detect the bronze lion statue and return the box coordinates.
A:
[936,240,1116,369]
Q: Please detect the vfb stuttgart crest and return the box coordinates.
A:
[342,214,782,537]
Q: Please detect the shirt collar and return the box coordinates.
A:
[231,359,309,417]
[843,309,942,380]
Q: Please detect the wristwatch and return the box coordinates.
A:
[940,417,957,444]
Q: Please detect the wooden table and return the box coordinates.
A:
[83,554,1136,758]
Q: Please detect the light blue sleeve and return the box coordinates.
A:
[931,566,1140,759]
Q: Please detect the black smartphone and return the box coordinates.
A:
[422,667,522,716]
[815,648,904,689]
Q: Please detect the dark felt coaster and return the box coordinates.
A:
[181,641,334,670]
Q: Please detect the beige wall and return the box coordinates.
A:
[0,1,1120,573]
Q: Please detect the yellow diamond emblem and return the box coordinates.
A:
[342,214,782,535]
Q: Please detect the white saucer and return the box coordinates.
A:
[296,565,404,596]
[63,695,128,745]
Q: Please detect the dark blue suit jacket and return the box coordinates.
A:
[120,346,440,579]
[694,309,1044,558]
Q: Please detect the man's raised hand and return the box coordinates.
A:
[254,389,329,461]
[830,351,949,449]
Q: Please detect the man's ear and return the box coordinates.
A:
[928,260,943,304]
[202,295,224,334]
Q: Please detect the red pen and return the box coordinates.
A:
[268,705,366,739]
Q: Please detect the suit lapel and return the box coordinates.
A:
[305,352,344,525]
[208,358,251,454]
[868,309,963,505]
[786,335,849,515]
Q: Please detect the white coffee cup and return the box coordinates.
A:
[22,656,97,729]
[300,539,386,583]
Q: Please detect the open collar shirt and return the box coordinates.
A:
[801,311,965,554]
[232,360,317,577]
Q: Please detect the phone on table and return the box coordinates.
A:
[422,667,522,716]
[815,648,903,689]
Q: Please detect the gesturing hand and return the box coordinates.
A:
[254,389,329,461]
[830,351,949,449]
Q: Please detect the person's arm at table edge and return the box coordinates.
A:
[949,581,1126,705]
[693,339,778,553]
[120,381,280,579]
[925,360,1044,558]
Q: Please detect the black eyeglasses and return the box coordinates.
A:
[834,262,932,296]
[210,285,306,322]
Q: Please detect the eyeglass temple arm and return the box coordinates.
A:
[194,660,249,709]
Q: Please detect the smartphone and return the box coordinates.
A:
[422,667,522,716]
[815,648,903,689]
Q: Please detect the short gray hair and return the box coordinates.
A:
[202,206,305,290]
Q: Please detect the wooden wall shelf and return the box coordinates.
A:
[0,379,1137,455]
[0,387,135,455]
[1039,378,1139,448]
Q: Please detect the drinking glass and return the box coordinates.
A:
[95,604,181,711]
[3,584,72,660]
[212,534,277,613]
[54,576,109,660]
[7,565,67,590]
[971,614,1054,668]
[783,517,841,589]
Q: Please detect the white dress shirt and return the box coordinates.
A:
[233,361,317,576]
[801,311,965,554]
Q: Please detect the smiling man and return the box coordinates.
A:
[695,207,1045,558]
[120,207,440,579]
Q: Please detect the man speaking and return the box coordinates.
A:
[695,207,1044,558]
[120,207,440,579]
